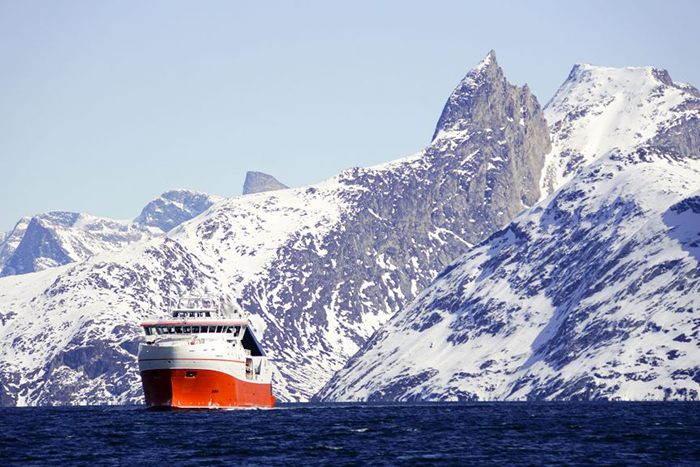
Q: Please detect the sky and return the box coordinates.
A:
[1,0,699,231]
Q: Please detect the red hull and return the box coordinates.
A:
[141,369,275,409]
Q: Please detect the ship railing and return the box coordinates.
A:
[169,295,219,308]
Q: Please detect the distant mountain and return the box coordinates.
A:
[0,213,156,277]
[0,51,552,405]
[0,189,220,277]
[134,189,221,232]
[242,171,288,195]
[315,64,700,402]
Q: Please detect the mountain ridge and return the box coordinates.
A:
[0,189,222,277]
[315,62,700,402]
[541,62,700,197]
[0,51,553,405]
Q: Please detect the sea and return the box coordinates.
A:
[1,402,699,466]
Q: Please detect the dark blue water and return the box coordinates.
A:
[1,402,699,466]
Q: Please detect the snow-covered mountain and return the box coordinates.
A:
[0,189,220,277]
[316,64,700,402]
[541,64,699,196]
[0,51,552,405]
[0,213,157,277]
[134,189,222,232]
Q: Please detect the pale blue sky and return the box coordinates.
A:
[1,0,699,230]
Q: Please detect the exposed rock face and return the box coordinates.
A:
[0,51,552,405]
[430,50,551,222]
[134,189,221,232]
[1,216,73,275]
[316,64,700,402]
[242,172,288,195]
[0,218,31,270]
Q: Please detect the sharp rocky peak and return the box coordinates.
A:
[242,171,289,195]
[431,50,503,139]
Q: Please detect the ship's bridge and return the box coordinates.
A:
[139,294,265,356]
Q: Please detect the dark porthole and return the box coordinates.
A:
[186,371,197,378]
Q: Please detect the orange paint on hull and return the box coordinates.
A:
[141,369,275,409]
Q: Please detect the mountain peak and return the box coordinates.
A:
[159,188,209,200]
[135,189,220,232]
[542,61,700,196]
[242,171,288,195]
[563,63,697,92]
[476,49,498,71]
[431,50,510,141]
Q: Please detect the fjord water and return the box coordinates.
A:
[1,403,699,466]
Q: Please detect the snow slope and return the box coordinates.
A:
[541,64,699,195]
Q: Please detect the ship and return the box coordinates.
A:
[137,294,276,409]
